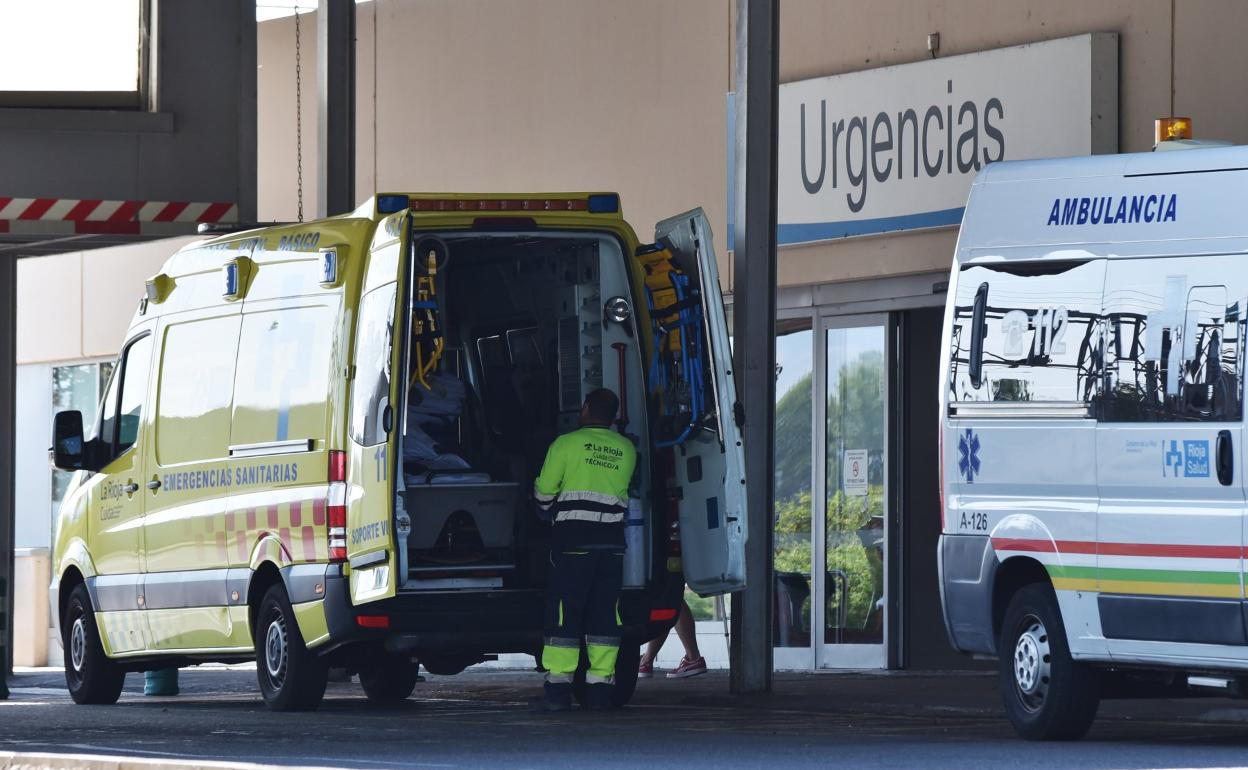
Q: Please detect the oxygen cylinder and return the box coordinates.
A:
[623,498,645,588]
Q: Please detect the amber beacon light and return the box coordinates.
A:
[1155,116,1193,144]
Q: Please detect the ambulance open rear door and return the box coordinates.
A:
[345,211,410,605]
[653,208,748,596]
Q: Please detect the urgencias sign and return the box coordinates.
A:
[776,33,1118,246]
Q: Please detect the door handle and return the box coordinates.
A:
[122,482,139,494]
[146,478,162,491]
[1216,430,1234,487]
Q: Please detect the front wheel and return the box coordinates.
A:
[360,653,420,703]
[63,583,125,705]
[254,585,328,711]
[999,582,1100,740]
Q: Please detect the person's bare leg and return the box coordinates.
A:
[640,629,666,667]
[674,600,701,660]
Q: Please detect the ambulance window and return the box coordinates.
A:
[1101,260,1243,422]
[96,364,121,456]
[115,335,152,454]
[231,306,335,447]
[156,317,241,465]
[949,260,1104,404]
[98,334,151,459]
[351,282,397,446]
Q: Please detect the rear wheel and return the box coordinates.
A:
[63,583,125,705]
[574,640,640,709]
[359,653,420,703]
[254,585,328,711]
[999,582,1100,740]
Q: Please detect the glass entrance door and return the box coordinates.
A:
[770,312,890,670]
[818,316,888,669]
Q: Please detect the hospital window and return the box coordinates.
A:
[0,0,146,109]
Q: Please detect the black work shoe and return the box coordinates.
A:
[586,683,616,711]
[528,695,572,712]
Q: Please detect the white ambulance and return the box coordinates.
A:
[940,144,1248,739]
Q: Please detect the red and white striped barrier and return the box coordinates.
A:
[0,197,238,236]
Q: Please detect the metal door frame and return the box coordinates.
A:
[772,307,816,671]
[815,311,890,670]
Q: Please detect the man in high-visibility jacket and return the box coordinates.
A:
[531,388,637,712]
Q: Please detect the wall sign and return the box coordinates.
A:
[843,449,869,496]
[774,33,1118,246]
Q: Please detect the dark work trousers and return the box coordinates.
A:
[542,548,624,687]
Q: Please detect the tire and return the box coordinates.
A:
[254,584,328,711]
[359,654,420,703]
[998,582,1100,740]
[573,640,641,709]
[63,583,126,705]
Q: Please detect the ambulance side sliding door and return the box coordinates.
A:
[1096,255,1247,654]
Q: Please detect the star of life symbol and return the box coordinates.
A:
[958,428,981,484]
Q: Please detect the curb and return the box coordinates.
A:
[0,753,340,770]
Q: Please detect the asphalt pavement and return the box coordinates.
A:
[6,665,1248,769]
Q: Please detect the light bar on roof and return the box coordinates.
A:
[407,197,596,213]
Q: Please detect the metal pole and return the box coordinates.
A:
[0,254,15,699]
[317,0,356,217]
[237,0,258,222]
[729,0,778,695]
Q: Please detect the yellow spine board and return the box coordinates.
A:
[638,247,683,355]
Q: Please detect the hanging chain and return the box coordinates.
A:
[294,5,304,223]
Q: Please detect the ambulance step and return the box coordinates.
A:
[1187,675,1235,692]
[408,563,514,574]
[404,576,503,590]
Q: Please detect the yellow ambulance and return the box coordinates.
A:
[48,193,745,711]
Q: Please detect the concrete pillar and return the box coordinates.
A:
[0,254,15,698]
[238,0,258,223]
[317,0,356,217]
[729,0,778,694]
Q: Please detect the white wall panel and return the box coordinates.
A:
[14,363,51,549]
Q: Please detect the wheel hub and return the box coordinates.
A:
[264,615,288,684]
[69,617,86,672]
[1013,616,1051,707]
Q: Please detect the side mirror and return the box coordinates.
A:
[968,282,989,389]
[50,410,87,471]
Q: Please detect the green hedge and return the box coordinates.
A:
[774,486,883,632]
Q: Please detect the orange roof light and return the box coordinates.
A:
[1155,117,1193,144]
